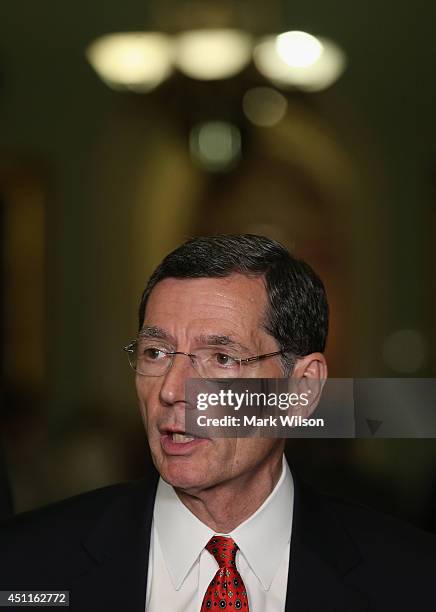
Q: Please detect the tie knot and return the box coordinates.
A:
[205,536,238,568]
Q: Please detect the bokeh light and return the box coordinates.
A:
[86,32,173,92]
[189,121,241,171]
[242,87,288,127]
[382,329,427,373]
[175,29,252,80]
[253,34,346,91]
[276,31,323,68]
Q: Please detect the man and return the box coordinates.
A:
[0,234,435,611]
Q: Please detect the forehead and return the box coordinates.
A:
[143,274,268,342]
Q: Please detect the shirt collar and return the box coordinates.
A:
[154,477,214,590]
[154,455,294,591]
[230,456,294,589]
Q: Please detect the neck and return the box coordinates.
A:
[175,452,284,533]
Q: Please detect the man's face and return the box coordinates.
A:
[135,274,285,493]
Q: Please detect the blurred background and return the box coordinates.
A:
[1,0,435,530]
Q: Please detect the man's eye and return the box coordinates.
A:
[143,347,166,361]
[214,352,238,367]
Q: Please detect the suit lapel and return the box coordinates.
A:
[62,468,369,611]
[73,472,158,612]
[285,477,368,612]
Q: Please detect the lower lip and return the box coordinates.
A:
[160,434,209,455]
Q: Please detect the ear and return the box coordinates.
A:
[292,352,328,380]
[289,352,327,418]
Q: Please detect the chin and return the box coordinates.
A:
[160,459,211,492]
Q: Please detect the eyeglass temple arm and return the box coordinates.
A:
[240,350,287,365]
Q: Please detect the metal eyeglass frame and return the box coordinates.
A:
[122,339,289,377]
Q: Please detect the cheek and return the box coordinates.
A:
[233,439,276,468]
[135,380,158,426]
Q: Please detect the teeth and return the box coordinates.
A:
[172,433,195,443]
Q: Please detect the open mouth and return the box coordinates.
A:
[159,428,208,453]
[171,432,196,444]
[160,427,202,442]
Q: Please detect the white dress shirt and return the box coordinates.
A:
[146,456,294,611]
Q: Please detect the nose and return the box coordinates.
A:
[159,352,198,407]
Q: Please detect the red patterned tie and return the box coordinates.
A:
[201,535,249,611]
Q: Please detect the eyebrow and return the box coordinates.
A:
[138,328,251,354]
[139,326,176,344]
[196,334,251,354]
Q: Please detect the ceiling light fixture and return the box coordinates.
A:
[86,32,173,92]
[253,31,346,92]
[175,29,252,80]
[86,29,346,92]
[276,31,323,68]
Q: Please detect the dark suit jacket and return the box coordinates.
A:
[0,467,435,611]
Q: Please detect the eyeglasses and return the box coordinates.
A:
[122,338,288,379]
